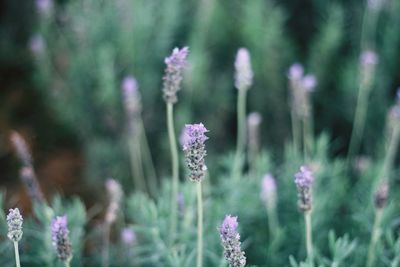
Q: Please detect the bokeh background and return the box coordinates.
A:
[2,0,400,200]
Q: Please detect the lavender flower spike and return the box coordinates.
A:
[261,174,277,211]
[7,208,23,242]
[219,215,246,267]
[51,216,72,263]
[105,178,123,224]
[288,63,304,81]
[234,48,253,90]
[162,47,189,104]
[182,123,209,182]
[294,166,314,211]
[122,75,141,116]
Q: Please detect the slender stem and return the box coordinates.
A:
[13,242,21,267]
[266,206,279,239]
[379,124,400,180]
[232,89,247,177]
[196,182,204,267]
[128,135,146,192]
[102,223,110,267]
[291,110,301,154]
[167,103,179,243]
[366,209,384,267]
[139,117,158,196]
[304,211,313,266]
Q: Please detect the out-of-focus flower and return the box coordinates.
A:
[360,49,378,88]
[36,0,53,17]
[105,179,123,224]
[51,216,72,263]
[288,63,304,81]
[374,181,389,209]
[302,75,317,92]
[182,123,209,182]
[121,227,137,246]
[261,174,277,211]
[7,208,23,242]
[247,112,262,151]
[162,47,189,104]
[234,48,253,91]
[294,166,314,211]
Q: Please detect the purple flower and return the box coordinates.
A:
[182,123,209,182]
[261,174,277,210]
[302,75,317,92]
[162,47,189,104]
[374,182,389,209]
[29,34,46,58]
[294,166,314,211]
[288,63,304,81]
[105,178,123,224]
[36,0,53,16]
[219,215,246,267]
[360,50,378,66]
[121,227,136,246]
[7,208,23,242]
[247,112,262,128]
[234,48,253,90]
[121,75,141,118]
[51,216,72,263]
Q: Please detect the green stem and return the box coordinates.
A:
[379,124,400,180]
[128,133,146,192]
[366,209,384,267]
[139,117,158,196]
[331,261,339,267]
[13,242,21,267]
[102,223,110,267]
[291,110,301,154]
[304,211,313,266]
[232,89,247,177]
[196,182,203,267]
[167,103,179,243]
[64,261,71,267]
[266,206,279,239]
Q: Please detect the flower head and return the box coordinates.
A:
[261,174,277,211]
[234,48,253,90]
[361,50,378,66]
[182,123,209,182]
[294,166,314,211]
[302,74,317,92]
[219,215,246,267]
[288,63,304,81]
[374,181,389,209]
[121,75,141,122]
[51,216,72,263]
[162,47,189,104]
[121,227,136,246]
[29,34,46,58]
[36,0,53,16]
[105,178,123,224]
[7,208,23,242]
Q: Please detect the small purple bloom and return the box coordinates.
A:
[29,34,46,58]
[302,75,317,92]
[247,112,262,128]
[121,227,136,246]
[261,174,277,210]
[51,216,72,263]
[288,63,304,81]
[219,215,246,267]
[374,181,389,209]
[234,48,253,90]
[162,47,189,104]
[36,0,53,16]
[121,75,141,117]
[361,50,378,66]
[105,178,123,224]
[294,166,314,211]
[182,123,209,182]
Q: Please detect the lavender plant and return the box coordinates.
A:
[182,123,209,267]
[232,48,253,177]
[247,112,262,173]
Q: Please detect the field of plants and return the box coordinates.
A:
[1,0,400,266]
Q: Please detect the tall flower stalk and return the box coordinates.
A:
[122,76,157,195]
[366,182,388,267]
[182,123,209,267]
[163,47,189,243]
[10,131,46,204]
[260,174,279,237]
[347,50,378,164]
[7,208,23,267]
[219,215,246,267]
[294,166,315,265]
[232,48,253,177]
[247,112,262,174]
[288,64,317,161]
